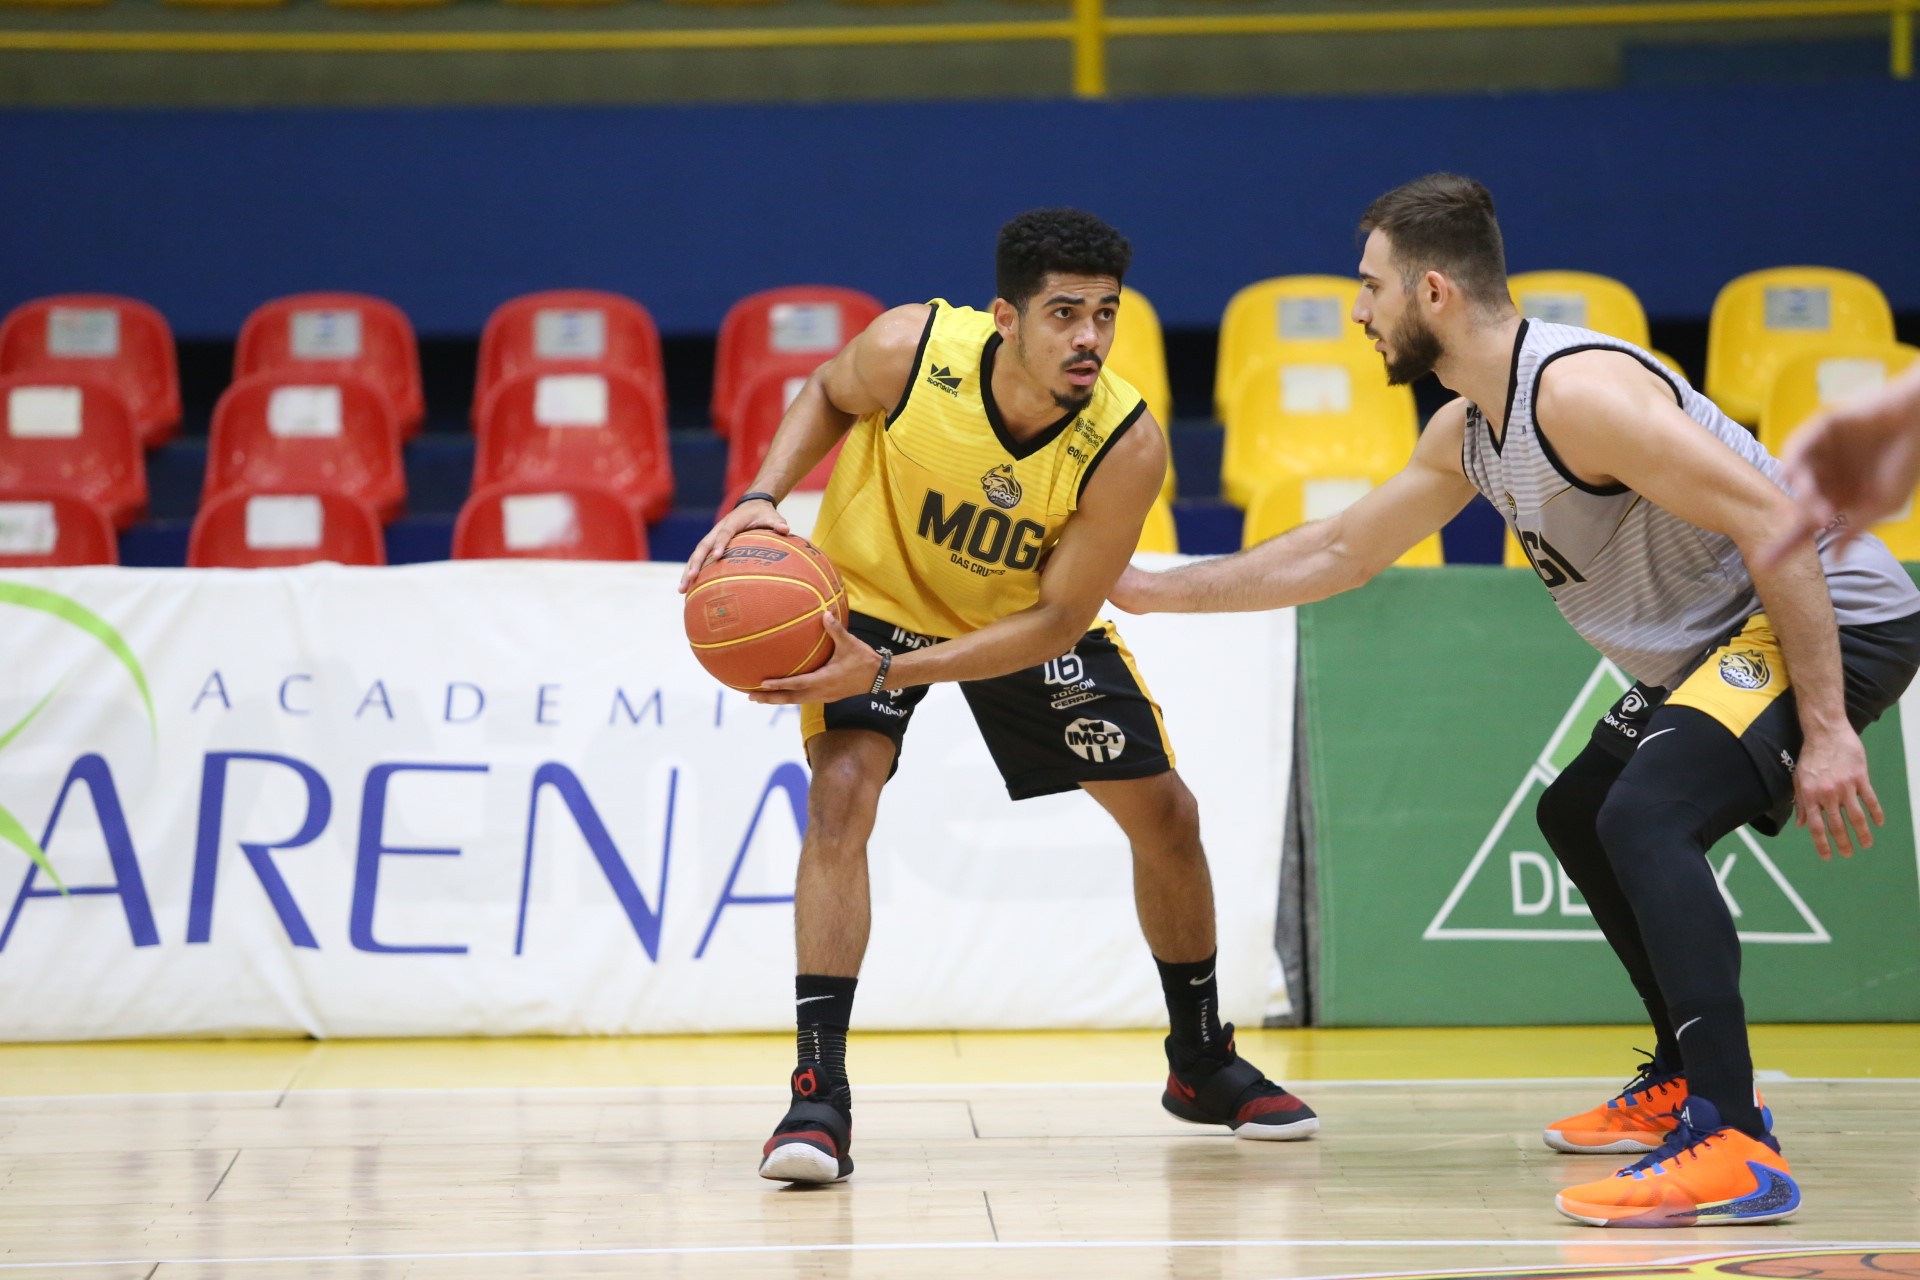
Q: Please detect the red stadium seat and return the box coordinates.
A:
[206,372,405,522]
[0,493,117,567]
[188,489,386,568]
[235,293,424,438]
[0,294,181,449]
[720,368,841,510]
[474,290,666,430]
[452,481,646,561]
[711,286,882,437]
[474,368,672,524]
[0,375,146,529]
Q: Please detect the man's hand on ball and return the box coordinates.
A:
[748,613,884,705]
[679,498,791,593]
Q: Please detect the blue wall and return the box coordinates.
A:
[2,82,1912,337]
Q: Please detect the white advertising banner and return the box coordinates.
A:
[0,562,1295,1039]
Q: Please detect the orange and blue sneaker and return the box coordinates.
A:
[1554,1096,1800,1228]
[1161,1025,1319,1141]
[1544,1055,1687,1155]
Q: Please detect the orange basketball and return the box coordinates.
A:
[683,530,849,692]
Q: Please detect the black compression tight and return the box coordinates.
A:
[1535,707,1773,1135]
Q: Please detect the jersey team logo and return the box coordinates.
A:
[1720,648,1772,691]
[1064,718,1125,763]
[980,464,1023,510]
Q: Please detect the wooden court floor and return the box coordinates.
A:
[0,1025,1916,1278]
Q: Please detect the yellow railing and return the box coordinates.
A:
[0,0,1912,96]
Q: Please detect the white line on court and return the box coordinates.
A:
[7,1074,1920,1105]
[2,1239,1917,1270]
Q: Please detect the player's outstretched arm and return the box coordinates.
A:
[1534,351,1876,861]
[678,304,929,592]
[1761,361,1920,568]
[1110,401,1477,614]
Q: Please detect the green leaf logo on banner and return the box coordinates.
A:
[0,581,156,893]
[1423,659,1828,945]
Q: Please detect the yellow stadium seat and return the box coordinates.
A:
[1214,275,1374,421]
[1504,527,1529,569]
[1220,355,1417,509]
[1868,508,1920,560]
[1136,495,1178,554]
[1706,267,1895,426]
[1243,469,1441,567]
[1108,286,1176,504]
[1509,271,1651,348]
[1761,341,1920,556]
[1757,342,1920,456]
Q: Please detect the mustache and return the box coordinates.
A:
[1062,353,1102,371]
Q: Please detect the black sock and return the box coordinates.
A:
[1155,951,1225,1056]
[794,974,857,1102]
[1670,995,1762,1137]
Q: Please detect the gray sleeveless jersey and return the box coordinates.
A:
[1460,319,1920,689]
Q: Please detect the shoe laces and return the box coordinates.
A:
[1620,1111,1716,1176]
[1606,1050,1678,1110]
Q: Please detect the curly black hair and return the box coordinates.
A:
[995,208,1132,311]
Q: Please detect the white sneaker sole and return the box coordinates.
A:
[1233,1115,1320,1142]
[1543,1128,1663,1155]
[759,1142,848,1184]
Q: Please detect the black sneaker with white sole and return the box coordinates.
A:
[1161,1024,1320,1141]
[758,1067,854,1184]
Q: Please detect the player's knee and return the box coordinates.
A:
[1129,778,1204,860]
[1535,773,1597,855]
[803,753,886,851]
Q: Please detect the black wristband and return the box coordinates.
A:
[733,491,778,511]
[869,650,892,696]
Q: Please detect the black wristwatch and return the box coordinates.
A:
[733,491,778,510]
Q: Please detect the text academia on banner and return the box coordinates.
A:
[0,561,1294,1040]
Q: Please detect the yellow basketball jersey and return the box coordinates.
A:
[812,301,1148,639]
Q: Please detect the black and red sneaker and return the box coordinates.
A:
[758,1066,855,1184]
[1162,1024,1319,1141]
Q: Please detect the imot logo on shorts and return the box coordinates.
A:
[1719,649,1771,691]
[1064,718,1125,763]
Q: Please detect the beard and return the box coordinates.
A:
[1380,312,1444,386]
[1014,330,1098,414]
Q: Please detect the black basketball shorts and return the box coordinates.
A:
[799,611,1177,800]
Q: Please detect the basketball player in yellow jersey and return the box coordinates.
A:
[681,209,1317,1185]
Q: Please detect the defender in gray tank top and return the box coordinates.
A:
[1462,317,1918,690]
[1115,173,1920,1231]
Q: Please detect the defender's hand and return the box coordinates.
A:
[679,499,791,593]
[1762,398,1920,569]
[1794,726,1882,860]
[749,613,883,705]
